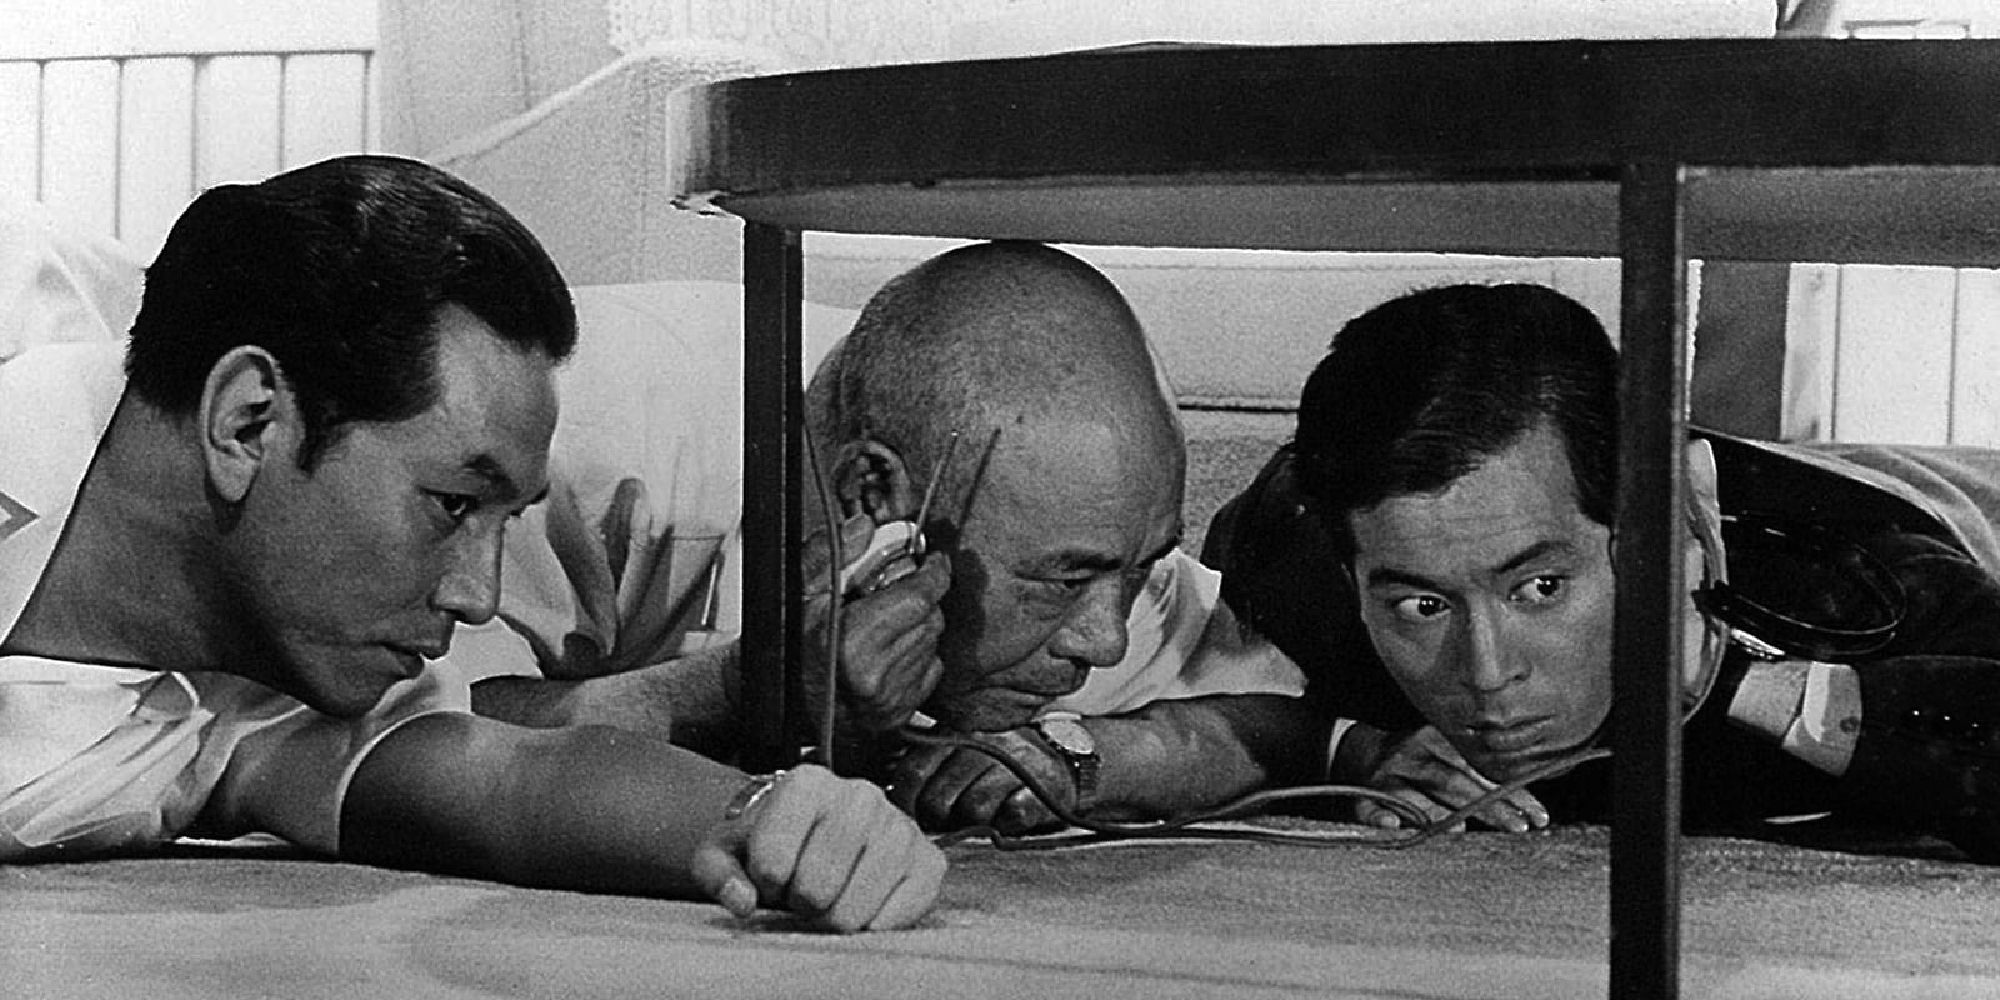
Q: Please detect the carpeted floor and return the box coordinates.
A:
[7,820,1997,999]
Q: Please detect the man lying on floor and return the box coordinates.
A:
[648,241,1325,833]
[0,155,942,930]
[1206,281,2000,859]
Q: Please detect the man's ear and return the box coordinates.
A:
[831,439,918,524]
[199,346,292,504]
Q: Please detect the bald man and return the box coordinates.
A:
[665,241,1318,833]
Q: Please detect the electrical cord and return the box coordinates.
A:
[799,426,1670,854]
[906,725,1613,852]
[801,422,845,771]
[899,486,1720,852]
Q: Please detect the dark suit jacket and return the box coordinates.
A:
[1203,430,2000,856]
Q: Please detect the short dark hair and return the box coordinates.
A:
[1292,283,1619,556]
[125,155,576,467]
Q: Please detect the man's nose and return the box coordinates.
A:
[1460,608,1529,694]
[1048,577,1129,669]
[432,523,505,626]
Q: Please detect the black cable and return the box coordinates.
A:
[801,421,844,771]
[906,726,1611,852]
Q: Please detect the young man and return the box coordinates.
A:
[663,241,1320,834]
[0,156,942,931]
[1207,282,2000,858]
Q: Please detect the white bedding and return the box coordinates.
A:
[0,186,855,574]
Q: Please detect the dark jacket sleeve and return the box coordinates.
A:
[1829,530,2000,859]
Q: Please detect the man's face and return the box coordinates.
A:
[225,305,557,717]
[1346,423,1615,782]
[924,417,1183,732]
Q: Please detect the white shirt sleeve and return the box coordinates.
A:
[0,657,468,860]
[198,666,471,855]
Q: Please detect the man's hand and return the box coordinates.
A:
[1353,726,1550,833]
[690,765,946,932]
[801,514,951,735]
[886,729,1070,834]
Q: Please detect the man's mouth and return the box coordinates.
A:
[1026,677,1090,701]
[1464,715,1555,755]
[387,642,449,678]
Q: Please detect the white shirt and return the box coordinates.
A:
[1048,548,1306,718]
[0,343,463,859]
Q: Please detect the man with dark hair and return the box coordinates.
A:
[122,156,577,468]
[1207,281,2000,857]
[662,241,1321,833]
[0,155,943,930]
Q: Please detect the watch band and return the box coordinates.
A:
[1034,715,1101,801]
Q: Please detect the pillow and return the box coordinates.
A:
[446,280,857,682]
[558,279,854,520]
[0,191,144,363]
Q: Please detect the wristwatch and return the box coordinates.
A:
[1033,713,1101,802]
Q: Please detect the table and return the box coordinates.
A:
[669,39,2000,998]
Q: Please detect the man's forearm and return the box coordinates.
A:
[340,713,749,896]
[1086,694,1329,819]
[469,644,742,757]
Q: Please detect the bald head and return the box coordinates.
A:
[811,241,1184,503]
[811,242,1188,730]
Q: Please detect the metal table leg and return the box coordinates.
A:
[1610,160,1689,998]
[740,222,805,773]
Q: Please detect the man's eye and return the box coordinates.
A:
[1511,576,1566,604]
[430,492,480,523]
[1389,594,1450,623]
[1031,576,1093,602]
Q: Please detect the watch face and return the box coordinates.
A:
[1040,717,1096,756]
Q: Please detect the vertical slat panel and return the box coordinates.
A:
[363,52,380,151]
[1781,263,1840,441]
[118,57,195,261]
[39,58,119,235]
[194,54,280,190]
[1952,268,2000,446]
[0,62,40,198]
[1833,264,1956,444]
[281,52,367,168]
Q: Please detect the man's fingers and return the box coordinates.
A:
[950,766,1034,831]
[1393,786,1453,825]
[689,836,759,917]
[1362,728,1554,834]
[1357,785,1458,830]
[870,842,948,930]
[1464,790,1550,834]
[736,769,820,901]
[886,744,951,815]
[801,514,877,589]
[731,767,947,931]
[1383,773,1549,833]
[815,803,945,932]
[912,749,998,829]
[1355,798,1410,829]
[1498,789,1551,830]
[1410,762,1539,833]
[993,785,1059,834]
[783,789,870,919]
[814,813,897,931]
[833,557,950,729]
